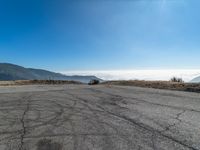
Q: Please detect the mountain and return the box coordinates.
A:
[190,76,200,83]
[0,63,102,83]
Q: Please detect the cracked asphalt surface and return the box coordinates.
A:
[0,84,200,150]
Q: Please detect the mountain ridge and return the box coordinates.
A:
[191,76,200,83]
[0,63,102,83]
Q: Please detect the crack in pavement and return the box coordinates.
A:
[1,86,199,150]
[175,110,186,122]
[109,111,197,150]
[162,110,186,133]
[19,96,31,150]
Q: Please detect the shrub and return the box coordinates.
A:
[170,77,184,83]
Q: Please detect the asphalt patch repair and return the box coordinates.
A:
[37,139,62,150]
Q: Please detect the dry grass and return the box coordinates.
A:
[102,80,200,93]
[0,80,82,86]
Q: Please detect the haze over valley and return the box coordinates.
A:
[62,70,200,82]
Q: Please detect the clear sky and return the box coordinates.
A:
[0,0,200,71]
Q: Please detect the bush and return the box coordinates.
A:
[170,77,184,83]
[88,79,100,85]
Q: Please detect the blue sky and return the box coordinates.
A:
[0,0,200,71]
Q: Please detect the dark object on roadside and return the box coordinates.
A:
[170,77,184,83]
[88,79,100,85]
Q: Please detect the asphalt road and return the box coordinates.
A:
[0,84,200,150]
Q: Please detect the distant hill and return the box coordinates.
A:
[191,76,200,83]
[0,63,102,83]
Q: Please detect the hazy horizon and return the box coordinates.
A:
[61,69,200,82]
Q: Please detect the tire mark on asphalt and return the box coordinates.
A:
[87,88,198,150]
[56,91,126,150]
[89,88,200,114]
[61,91,152,150]
[69,96,117,150]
